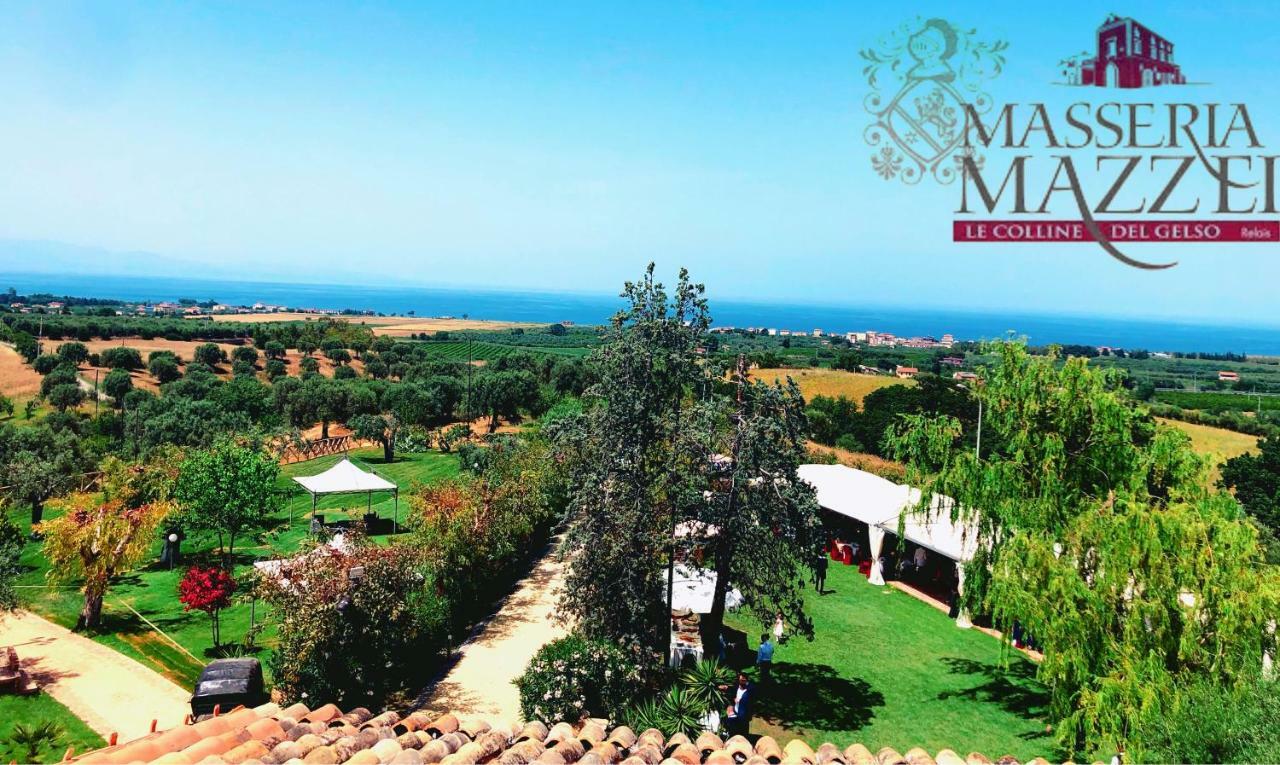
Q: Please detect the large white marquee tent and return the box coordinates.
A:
[797,463,980,626]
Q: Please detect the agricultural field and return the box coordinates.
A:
[754,367,911,405]
[0,342,44,400]
[44,338,363,391]
[208,313,538,335]
[1158,417,1259,484]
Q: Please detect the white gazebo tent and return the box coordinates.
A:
[798,464,912,585]
[878,488,982,627]
[292,458,401,532]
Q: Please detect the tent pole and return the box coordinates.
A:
[394,491,398,534]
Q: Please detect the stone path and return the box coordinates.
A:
[420,542,569,722]
[0,610,191,741]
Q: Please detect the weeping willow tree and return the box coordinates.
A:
[888,342,1280,760]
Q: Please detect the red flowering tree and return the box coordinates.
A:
[178,565,236,647]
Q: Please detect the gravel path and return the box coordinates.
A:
[0,610,191,742]
[420,543,569,723]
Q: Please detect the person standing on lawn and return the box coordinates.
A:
[814,551,829,593]
[756,632,775,684]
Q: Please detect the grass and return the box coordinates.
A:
[753,368,911,405]
[806,442,906,481]
[0,693,105,764]
[1158,417,1258,485]
[13,447,460,691]
[726,563,1056,761]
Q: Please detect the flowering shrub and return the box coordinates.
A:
[514,633,643,723]
[178,565,236,647]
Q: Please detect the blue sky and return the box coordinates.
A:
[0,1,1277,325]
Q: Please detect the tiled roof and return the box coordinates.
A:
[73,703,1061,765]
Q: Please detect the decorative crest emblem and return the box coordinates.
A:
[862,18,1006,184]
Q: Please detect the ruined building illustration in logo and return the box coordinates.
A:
[862,18,1006,185]
[1061,14,1186,88]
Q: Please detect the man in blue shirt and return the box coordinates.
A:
[756,632,775,684]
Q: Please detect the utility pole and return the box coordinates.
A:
[975,395,983,460]
[93,368,99,415]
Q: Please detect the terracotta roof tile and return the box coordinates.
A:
[73,703,1057,765]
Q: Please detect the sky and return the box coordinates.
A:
[0,1,1278,326]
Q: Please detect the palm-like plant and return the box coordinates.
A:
[626,697,663,733]
[655,685,705,738]
[679,659,734,712]
[10,720,65,762]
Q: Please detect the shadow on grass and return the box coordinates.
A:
[755,662,884,734]
[936,656,1050,722]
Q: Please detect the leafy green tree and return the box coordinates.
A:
[698,361,822,643]
[1139,677,1280,764]
[33,354,61,375]
[473,370,539,432]
[0,424,93,525]
[175,439,279,567]
[263,340,287,360]
[887,342,1280,757]
[0,393,13,420]
[100,346,143,370]
[1220,435,1280,562]
[102,368,133,407]
[231,345,259,367]
[0,513,23,612]
[40,364,78,397]
[40,453,178,628]
[148,354,181,384]
[264,358,287,379]
[553,265,710,656]
[57,342,89,366]
[256,539,433,709]
[302,376,350,439]
[193,342,225,368]
[47,383,85,412]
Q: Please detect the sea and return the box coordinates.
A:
[2,272,1278,356]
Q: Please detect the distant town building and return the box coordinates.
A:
[1219,371,1240,382]
[953,371,981,382]
[767,328,778,336]
[895,365,919,379]
[813,328,824,337]
[941,356,965,367]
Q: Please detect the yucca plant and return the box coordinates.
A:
[626,697,663,733]
[655,685,705,738]
[679,659,734,712]
[10,720,65,762]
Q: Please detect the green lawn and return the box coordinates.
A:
[0,693,105,764]
[726,563,1057,761]
[13,448,460,691]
